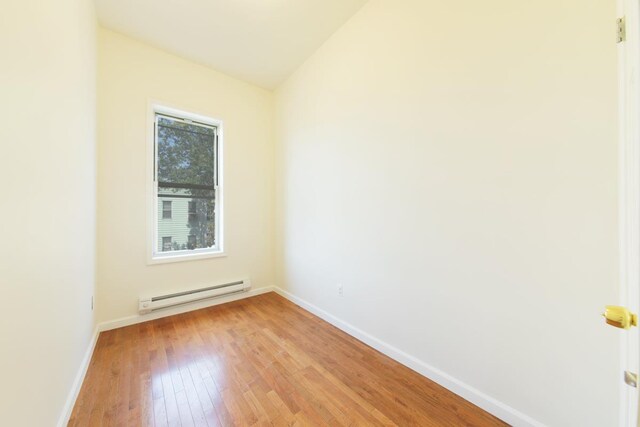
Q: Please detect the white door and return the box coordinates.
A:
[617,0,640,425]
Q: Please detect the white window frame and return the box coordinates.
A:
[147,102,225,264]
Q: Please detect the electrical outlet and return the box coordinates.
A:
[338,283,344,297]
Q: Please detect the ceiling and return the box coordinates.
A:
[95,0,368,89]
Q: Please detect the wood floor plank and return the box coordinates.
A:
[70,292,506,426]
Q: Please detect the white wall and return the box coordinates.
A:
[0,0,97,425]
[275,0,619,425]
[97,29,275,323]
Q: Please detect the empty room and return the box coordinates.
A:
[3,0,639,426]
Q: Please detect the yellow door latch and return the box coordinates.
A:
[603,306,638,329]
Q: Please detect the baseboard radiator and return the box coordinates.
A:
[138,279,251,314]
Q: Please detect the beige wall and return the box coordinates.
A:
[0,0,97,425]
[97,29,275,323]
[275,0,619,425]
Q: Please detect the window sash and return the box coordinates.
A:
[155,113,218,189]
[152,109,221,259]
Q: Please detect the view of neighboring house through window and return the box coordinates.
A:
[154,109,220,257]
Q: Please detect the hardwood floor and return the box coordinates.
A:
[69,292,506,426]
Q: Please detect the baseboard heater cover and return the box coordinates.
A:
[138,279,251,314]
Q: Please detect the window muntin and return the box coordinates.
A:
[153,111,220,258]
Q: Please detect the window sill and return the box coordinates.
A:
[148,250,227,265]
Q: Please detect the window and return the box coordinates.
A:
[188,200,197,223]
[162,201,172,219]
[162,236,172,251]
[151,107,222,262]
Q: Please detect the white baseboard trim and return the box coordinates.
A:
[57,325,100,427]
[98,286,274,332]
[273,287,544,427]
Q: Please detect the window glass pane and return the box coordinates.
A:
[157,116,215,187]
[155,113,217,254]
[157,196,216,252]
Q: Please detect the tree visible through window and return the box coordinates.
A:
[154,111,219,256]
